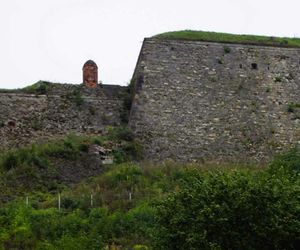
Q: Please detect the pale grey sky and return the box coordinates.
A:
[0,0,299,89]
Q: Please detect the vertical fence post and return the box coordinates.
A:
[26,196,29,206]
[58,193,61,211]
[129,192,132,202]
[91,194,93,207]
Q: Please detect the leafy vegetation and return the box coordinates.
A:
[0,201,155,249]
[0,127,143,204]
[154,169,299,250]
[120,79,136,124]
[223,45,231,53]
[155,30,300,48]
[0,81,52,94]
[274,76,283,82]
[72,89,84,106]
[22,81,50,94]
[269,146,300,174]
[287,102,300,113]
[0,139,299,249]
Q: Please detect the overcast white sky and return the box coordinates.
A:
[0,0,300,89]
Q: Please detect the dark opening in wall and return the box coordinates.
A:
[251,63,258,70]
[136,75,144,92]
[239,64,243,69]
[7,121,16,127]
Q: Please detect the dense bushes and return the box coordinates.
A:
[154,169,300,250]
[269,146,300,175]
[0,203,155,249]
[0,146,299,249]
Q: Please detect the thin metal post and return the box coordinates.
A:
[58,193,61,211]
[129,192,132,201]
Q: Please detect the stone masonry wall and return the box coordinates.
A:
[129,38,300,163]
[0,84,127,150]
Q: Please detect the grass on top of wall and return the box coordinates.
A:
[154,30,300,48]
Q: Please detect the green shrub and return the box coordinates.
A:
[92,138,103,146]
[44,135,85,159]
[265,86,271,93]
[1,160,298,249]
[217,58,224,64]
[111,141,143,164]
[107,127,134,141]
[1,152,19,171]
[133,245,149,250]
[23,81,49,94]
[275,76,282,82]
[112,149,127,164]
[54,234,100,250]
[103,164,143,189]
[67,89,84,106]
[269,147,300,175]
[61,197,80,210]
[128,141,143,160]
[31,119,42,131]
[154,170,300,250]
[127,203,156,244]
[79,142,89,152]
[74,91,84,106]
[223,46,231,53]
[287,102,300,113]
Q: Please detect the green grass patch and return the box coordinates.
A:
[287,102,300,112]
[0,81,51,94]
[22,81,50,94]
[154,30,300,47]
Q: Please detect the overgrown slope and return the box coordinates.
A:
[0,127,142,204]
[0,148,299,249]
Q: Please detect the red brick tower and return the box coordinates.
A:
[83,60,98,88]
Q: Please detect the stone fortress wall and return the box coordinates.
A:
[2,39,300,163]
[0,83,127,150]
[129,38,300,162]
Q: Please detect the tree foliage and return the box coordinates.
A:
[154,170,300,250]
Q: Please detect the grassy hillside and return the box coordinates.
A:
[0,125,299,249]
[154,30,300,47]
[0,138,299,249]
[0,127,142,204]
[0,159,299,249]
